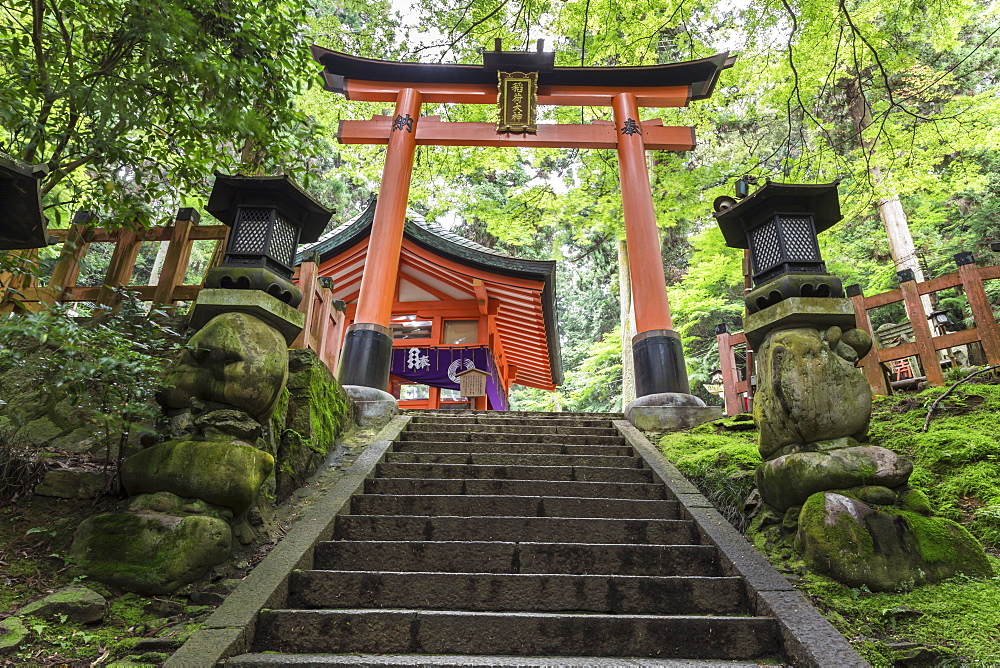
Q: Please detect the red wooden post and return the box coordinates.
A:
[955,253,1000,365]
[847,287,889,395]
[292,261,319,350]
[152,209,198,308]
[328,306,347,372]
[612,92,689,397]
[899,276,945,385]
[716,325,741,415]
[341,87,422,389]
[314,287,334,364]
[612,93,671,334]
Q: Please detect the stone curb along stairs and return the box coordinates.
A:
[169,411,867,667]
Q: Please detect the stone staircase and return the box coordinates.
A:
[224,410,862,667]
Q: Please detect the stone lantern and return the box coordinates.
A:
[0,153,48,250]
[714,181,844,313]
[204,173,333,307]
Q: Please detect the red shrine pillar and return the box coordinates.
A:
[338,88,422,389]
[612,92,691,397]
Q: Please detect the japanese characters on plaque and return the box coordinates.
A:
[496,71,538,133]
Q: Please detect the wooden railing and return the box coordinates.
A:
[292,260,347,372]
[716,255,1000,415]
[0,209,228,312]
[0,209,346,372]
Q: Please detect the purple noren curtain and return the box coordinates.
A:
[390,345,509,411]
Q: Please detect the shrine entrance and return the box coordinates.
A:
[311,42,734,407]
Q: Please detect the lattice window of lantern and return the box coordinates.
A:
[780,215,819,261]
[269,214,297,266]
[749,219,781,274]
[231,208,271,254]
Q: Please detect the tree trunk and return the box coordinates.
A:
[844,76,930,314]
[618,237,637,409]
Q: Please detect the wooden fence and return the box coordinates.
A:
[717,254,1000,415]
[0,209,345,371]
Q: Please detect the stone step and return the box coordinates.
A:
[406,410,623,419]
[314,541,715,575]
[350,494,677,519]
[229,652,774,667]
[333,516,697,544]
[385,452,641,468]
[253,609,781,659]
[375,463,654,484]
[364,477,667,500]
[407,423,620,436]
[394,441,633,456]
[410,417,619,428]
[288,571,747,615]
[401,431,626,445]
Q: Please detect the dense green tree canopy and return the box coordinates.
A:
[3,0,999,409]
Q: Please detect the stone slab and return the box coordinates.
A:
[395,442,632,456]
[385,452,640,468]
[189,288,305,345]
[289,570,746,615]
[407,422,620,436]
[364,477,666,500]
[374,462,654,484]
[333,515,696,545]
[401,431,626,445]
[350,493,677,519]
[252,609,781,659]
[743,296,856,350]
[228,653,772,667]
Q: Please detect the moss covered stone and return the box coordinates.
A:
[0,616,27,650]
[269,349,352,501]
[70,511,232,595]
[157,312,288,421]
[121,438,273,515]
[757,445,912,511]
[797,492,993,591]
[17,585,106,624]
[754,327,872,459]
[897,488,933,516]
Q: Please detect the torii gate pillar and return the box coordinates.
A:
[613,92,690,398]
[337,88,422,390]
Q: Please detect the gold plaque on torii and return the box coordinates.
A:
[497,71,538,133]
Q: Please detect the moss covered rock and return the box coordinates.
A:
[18,585,107,624]
[269,349,352,501]
[797,492,993,591]
[70,511,232,595]
[126,491,234,521]
[121,438,274,515]
[757,445,912,511]
[157,312,288,421]
[754,327,872,459]
[0,616,27,650]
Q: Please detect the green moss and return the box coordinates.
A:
[798,565,1000,666]
[658,429,761,530]
[868,384,1000,548]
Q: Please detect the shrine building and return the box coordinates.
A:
[300,199,562,410]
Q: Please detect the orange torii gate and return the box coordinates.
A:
[311,43,734,402]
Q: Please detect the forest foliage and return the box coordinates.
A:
[2,0,1000,410]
